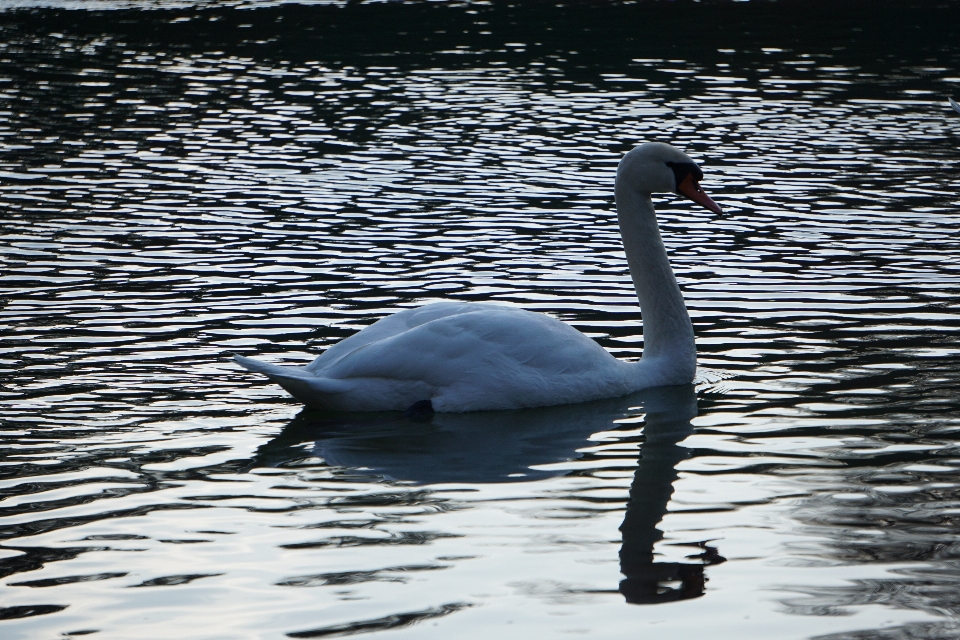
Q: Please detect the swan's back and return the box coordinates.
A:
[306,302,484,372]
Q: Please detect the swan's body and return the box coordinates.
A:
[236,142,721,413]
[236,302,683,413]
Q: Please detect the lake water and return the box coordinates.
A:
[2,1,960,638]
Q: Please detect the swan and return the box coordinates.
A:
[235,142,721,413]
[951,97,960,115]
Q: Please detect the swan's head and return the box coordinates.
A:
[617,142,722,215]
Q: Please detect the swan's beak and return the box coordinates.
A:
[677,173,722,215]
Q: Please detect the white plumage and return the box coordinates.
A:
[235,142,722,412]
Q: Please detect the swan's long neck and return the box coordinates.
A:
[615,184,696,382]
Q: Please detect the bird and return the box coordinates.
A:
[950,97,960,115]
[235,142,722,413]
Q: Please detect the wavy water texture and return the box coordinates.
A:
[2,2,960,639]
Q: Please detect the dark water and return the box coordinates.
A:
[2,1,960,637]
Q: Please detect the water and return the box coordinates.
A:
[2,1,960,637]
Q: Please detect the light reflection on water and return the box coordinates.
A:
[2,1,960,638]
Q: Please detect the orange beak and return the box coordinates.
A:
[677,173,722,215]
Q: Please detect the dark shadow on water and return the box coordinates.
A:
[252,384,724,605]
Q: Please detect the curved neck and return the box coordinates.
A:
[615,185,696,379]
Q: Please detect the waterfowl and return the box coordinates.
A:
[235,142,721,413]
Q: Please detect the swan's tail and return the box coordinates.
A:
[234,355,347,408]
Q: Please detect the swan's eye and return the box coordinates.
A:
[665,161,704,192]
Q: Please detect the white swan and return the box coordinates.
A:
[235,142,721,413]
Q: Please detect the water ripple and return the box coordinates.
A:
[2,2,960,638]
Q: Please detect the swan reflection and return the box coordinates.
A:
[253,384,723,604]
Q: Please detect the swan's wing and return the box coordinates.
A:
[951,97,960,115]
[316,306,619,392]
[306,301,491,372]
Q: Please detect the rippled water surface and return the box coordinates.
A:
[3,1,960,638]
